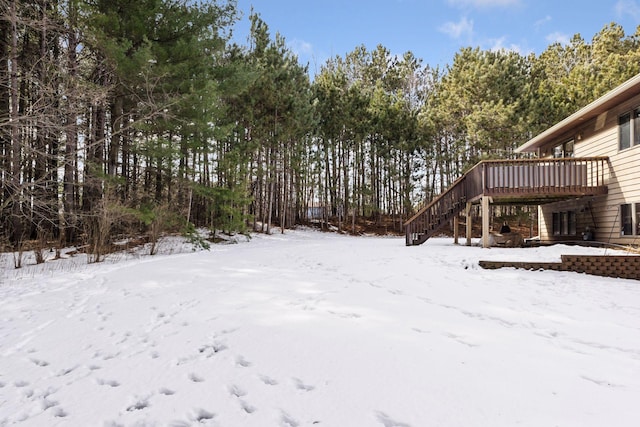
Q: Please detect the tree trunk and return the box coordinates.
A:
[9,0,23,246]
[0,7,11,224]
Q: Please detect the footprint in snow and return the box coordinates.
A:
[159,387,175,396]
[126,398,150,412]
[198,341,228,357]
[53,407,68,418]
[215,327,239,337]
[327,310,361,319]
[228,385,247,398]
[188,408,215,422]
[259,375,278,386]
[188,373,205,383]
[30,358,49,367]
[235,356,251,367]
[96,378,120,387]
[375,411,411,427]
[40,398,59,410]
[280,411,299,427]
[57,365,79,376]
[228,385,256,414]
[293,378,315,391]
[240,400,257,414]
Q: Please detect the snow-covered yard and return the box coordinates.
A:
[1,229,639,427]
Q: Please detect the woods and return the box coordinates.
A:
[2,0,640,258]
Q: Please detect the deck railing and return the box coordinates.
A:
[477,157,608,198]
[405,157,609,245]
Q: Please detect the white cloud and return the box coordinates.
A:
[488,37,524,54]
[439,16,474,40]
[615,0,640,20]
[288,39,314,57]
[534,15,552,30]
[545,31,570,45]
[448,0,520,7]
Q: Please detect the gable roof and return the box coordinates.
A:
[516,73,640,153]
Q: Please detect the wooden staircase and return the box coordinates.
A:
[404,175,469,246]
[404,157,609,246]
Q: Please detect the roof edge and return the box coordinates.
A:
[516,73,640,153]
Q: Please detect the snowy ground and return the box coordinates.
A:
[1,229,640,427]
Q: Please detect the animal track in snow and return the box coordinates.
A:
[198,341,228,357]
[14,380,29,388]
[30,358,49,367]
[158,387,175,395]
[126,397,150,412]
[214,327,239,337]
[188,408,215,422]
[188,372,205,383]
[327,310,361,319]
[580,375,622,388]
[240,400,256,414]
[228,384,247,397]
[93,350,120,361]
[96,378,120,387]
[280,411,300,427]
[235,355,251,367]
[40,398,59,410]
[293,378,315,391]
[57,365,79,376]
[376,411,411,427]
[259,375,278,385]
[443,332,478,348]
[228,385,256,414]
[52,407,68,417]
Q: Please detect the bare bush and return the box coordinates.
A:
[84,195,127,263]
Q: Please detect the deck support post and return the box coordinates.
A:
[453,215,459,244]
[482,196,491,248]
[465,202,472,246]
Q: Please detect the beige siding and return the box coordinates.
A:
[538,93,640,245]
[539,198,597,242]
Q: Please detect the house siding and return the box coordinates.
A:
[538,92,640,245]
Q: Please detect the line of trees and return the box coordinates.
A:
[2,0,639,258]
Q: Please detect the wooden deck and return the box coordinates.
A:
[405,157,609,246]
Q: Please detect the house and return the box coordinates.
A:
[405,73,640,248]
[516,73,640,247]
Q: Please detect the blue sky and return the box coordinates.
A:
[231,0,640,74]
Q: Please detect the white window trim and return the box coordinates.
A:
[619,107,640,151]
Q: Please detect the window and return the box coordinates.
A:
[553,139,574,158]
[568,211,577,235]
[552,211,577,236]
[621,203,640,236]
[552,212,560,235]
[619,108,640,151]
[621,204,633,235]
